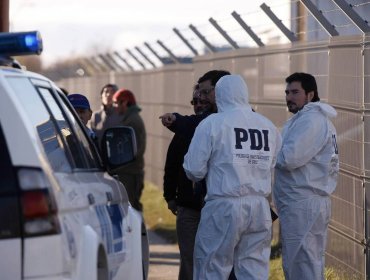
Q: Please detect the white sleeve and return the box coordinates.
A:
[272,128,282,168]
[277,115,327,170]
[183,121,212,182]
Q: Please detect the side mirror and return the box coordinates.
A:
[101,126,137,170]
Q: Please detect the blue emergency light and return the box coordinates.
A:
[0,31,43,56]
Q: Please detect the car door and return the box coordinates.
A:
[55,87,133,278]
[18,78,133,279]
[4,75,100,277]
[0,124,22,280]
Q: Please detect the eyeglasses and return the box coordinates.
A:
[190,98,209,105]
[199,87,214,95]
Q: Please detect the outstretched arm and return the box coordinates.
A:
[159,113,176,127]
[160,112,210,139]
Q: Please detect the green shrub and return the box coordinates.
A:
[142,181,177,243]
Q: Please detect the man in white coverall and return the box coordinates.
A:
[273,72,339,280]
[183,75,282,280]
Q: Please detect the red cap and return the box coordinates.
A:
[113,89,136,106]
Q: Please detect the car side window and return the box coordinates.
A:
[37,87,97,169]
[6,77,72,172]
[56,91,101,169]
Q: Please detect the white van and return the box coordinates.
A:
[0,31,149,280]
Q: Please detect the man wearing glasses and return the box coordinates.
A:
[190,86,211,115]
[160,70,230,138]
[163,84,211,280]
[161,70,238,280]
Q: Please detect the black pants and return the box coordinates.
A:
[118,173,144,211]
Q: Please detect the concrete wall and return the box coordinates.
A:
[57,34,370,278]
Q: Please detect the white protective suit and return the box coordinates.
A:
[183,75,282,280]
[273,102,339,280]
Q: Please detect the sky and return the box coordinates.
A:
[10,0,290,68]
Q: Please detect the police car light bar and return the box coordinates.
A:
[0,31,43,56]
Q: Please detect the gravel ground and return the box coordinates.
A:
[147,230,180,280]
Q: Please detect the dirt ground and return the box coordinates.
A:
[147,230,180,280]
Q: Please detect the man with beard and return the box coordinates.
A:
[161,70,237,279]
[273,72,339,280]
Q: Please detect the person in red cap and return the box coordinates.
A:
[112,88,146,211]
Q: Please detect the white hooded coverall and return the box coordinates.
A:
[273,102,339,280]
[183,75,282,280]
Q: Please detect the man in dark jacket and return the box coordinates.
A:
[161,70,233,280]
[160,70,230,138]
[163,85,211,280]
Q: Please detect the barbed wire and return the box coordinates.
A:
[63,0,370,72]
[350,1,370,8]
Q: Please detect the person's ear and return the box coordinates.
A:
[88,109,92,120]
[307,91,314,102]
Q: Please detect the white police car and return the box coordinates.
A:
[0,31,149,280]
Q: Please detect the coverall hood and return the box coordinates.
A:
[183,74,282,280]
[301,101,337,118]
[215,75,250,113]
[273,99,338,280]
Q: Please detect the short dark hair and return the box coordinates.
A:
[100,83,119,95]
[197,70,231,86]
[285,72,320,102]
